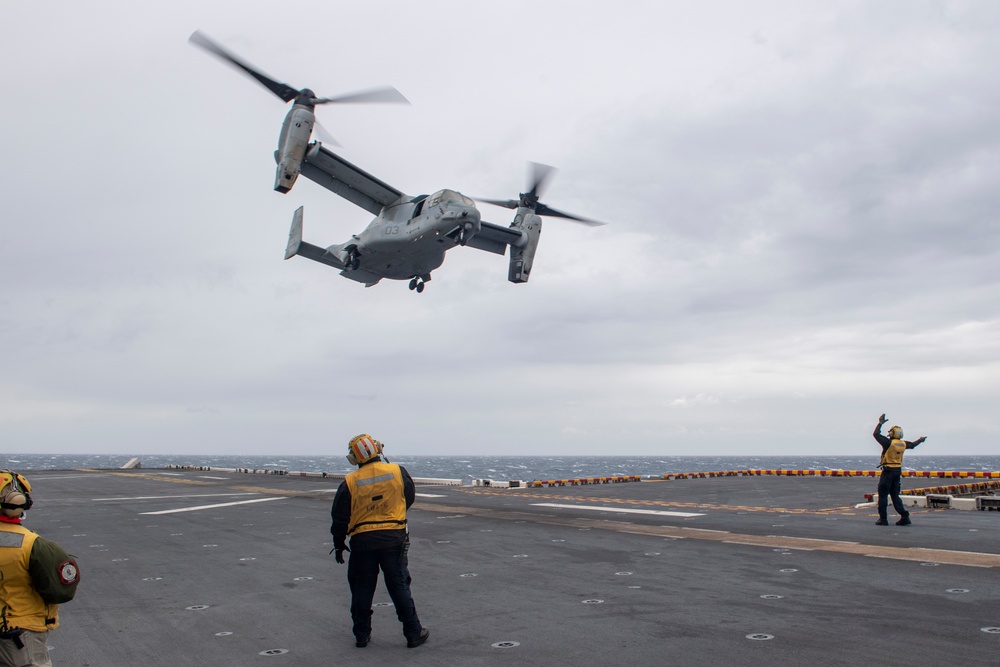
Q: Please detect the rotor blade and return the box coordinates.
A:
[535,203,607,226]
[312,119,342,147]
[189,30,299,102]
[478,196,606,225]
[314,87,410,105]
[528,161,556,199]
[476,198,519,210]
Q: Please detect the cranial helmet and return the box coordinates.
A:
[888,425,904,440]
[0,470,33,517]
[347,434,383,466]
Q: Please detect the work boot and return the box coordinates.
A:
[355,634,370,648]
[407,628,430,648]
[895,516,912,526]
[875,518,888,525]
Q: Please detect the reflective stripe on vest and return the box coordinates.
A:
[354,473,396,487]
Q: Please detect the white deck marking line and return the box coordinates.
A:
[198,476,231,480]
[417,493,447,498]
[94,493,260,501]
[24,474,102,480]
[140,497,287,515]
[533,503,704,518]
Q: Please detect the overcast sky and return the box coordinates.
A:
[2,1,998,457]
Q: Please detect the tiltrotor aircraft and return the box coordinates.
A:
[190,31,604,293]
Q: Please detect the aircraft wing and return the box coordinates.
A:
[466,221,525,255]
[300,144,405,215]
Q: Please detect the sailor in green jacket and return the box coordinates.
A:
[873,414,927,526]
[0,470,80,666]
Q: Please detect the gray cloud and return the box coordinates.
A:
[2,1,998,456]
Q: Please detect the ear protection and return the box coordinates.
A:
[0,470,33,516]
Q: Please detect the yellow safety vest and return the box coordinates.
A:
[0,524,60,632]
[346,461,407,536]
[879,439,907,469]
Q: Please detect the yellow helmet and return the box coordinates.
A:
[347,434,383,466]
[888,425,904,440]
[0,469,33,517]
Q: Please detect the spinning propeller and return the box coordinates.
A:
[478,162,606,226]
[188,31,410,109]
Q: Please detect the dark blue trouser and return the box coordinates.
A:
[877,467,909,520]
[346,543,422,641]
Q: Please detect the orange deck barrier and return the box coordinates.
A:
[659,469,999,481]
[530,475,642,488]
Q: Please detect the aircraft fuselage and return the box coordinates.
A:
[333,189,481,282]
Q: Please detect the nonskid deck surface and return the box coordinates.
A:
[25,470,1000,666]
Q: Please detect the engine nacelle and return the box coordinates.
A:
[274,105,315,193]
[508,212,542,283]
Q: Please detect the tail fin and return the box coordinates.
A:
[285,206,305,260]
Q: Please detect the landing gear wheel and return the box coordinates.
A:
[346,252,360,271]
[409,278,418,291]
[416,281,425,293]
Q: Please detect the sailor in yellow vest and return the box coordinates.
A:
[873,414,927,526]
[331,435,429,649]
[0,470,80,667]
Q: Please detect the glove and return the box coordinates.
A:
[878,413,887,425]
[335,546,350,564]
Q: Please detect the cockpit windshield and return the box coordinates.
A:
[426,189,474,208]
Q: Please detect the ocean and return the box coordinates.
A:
[3,453,999,483]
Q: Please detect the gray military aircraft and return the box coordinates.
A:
[190,31,604,293]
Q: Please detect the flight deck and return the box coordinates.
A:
[22,469,1000,666]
